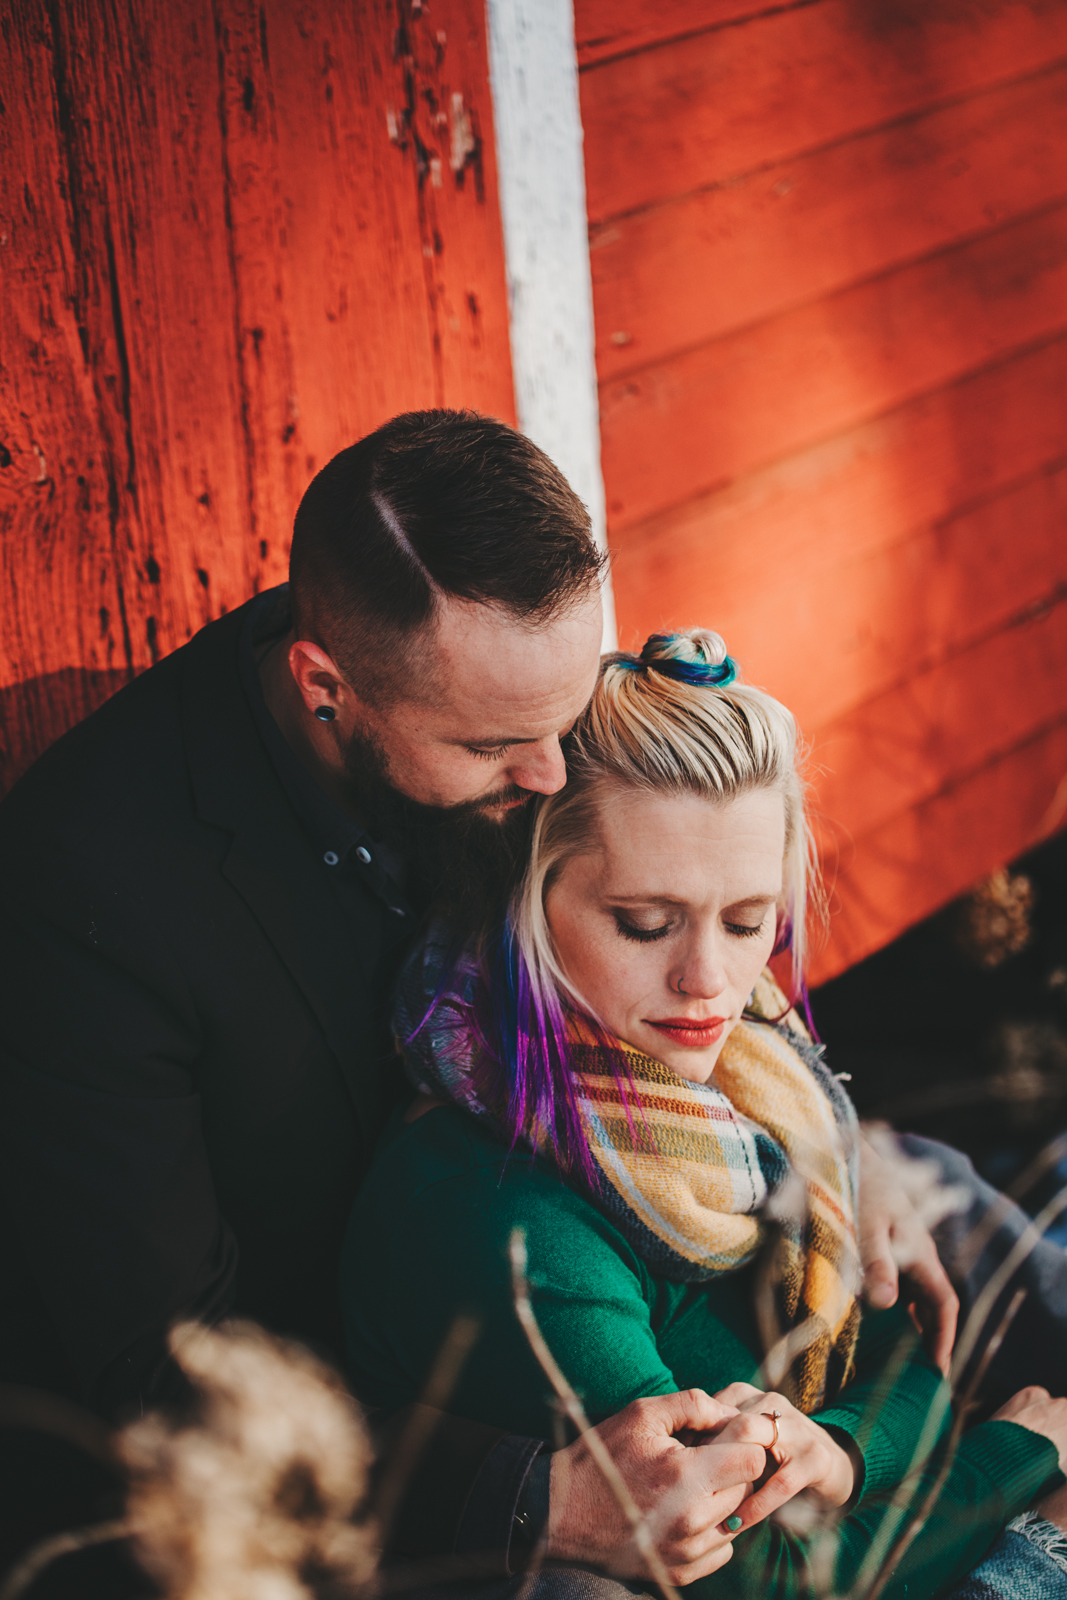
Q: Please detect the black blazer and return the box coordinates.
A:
[0,599,403,1411]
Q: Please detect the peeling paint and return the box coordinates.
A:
[449,92,475,173]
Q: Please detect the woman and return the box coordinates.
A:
[342,630,1067,1600]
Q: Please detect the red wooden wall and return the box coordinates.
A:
[0,0,514,795]
[6,0,1067,985]
[577,0,1067,982]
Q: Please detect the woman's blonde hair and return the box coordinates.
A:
[512,629,817,1015]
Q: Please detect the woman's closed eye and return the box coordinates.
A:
[613,912,674,944]
[724,915,767,939]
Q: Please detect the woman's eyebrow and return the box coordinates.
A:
[608,892,779,908]
[607,893,688,906]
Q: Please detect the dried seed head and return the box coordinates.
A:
[955,868,1034,969]
[119,1321,376,1600]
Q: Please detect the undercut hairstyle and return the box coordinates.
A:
[289,410,605,701]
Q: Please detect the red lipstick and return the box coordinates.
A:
[646,1016,727,1049]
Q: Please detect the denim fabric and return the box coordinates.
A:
[945,1515,1067,1600]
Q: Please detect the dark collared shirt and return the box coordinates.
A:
[238,588,417,1084]
[240,587,414,918]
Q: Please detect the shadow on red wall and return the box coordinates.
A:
[1,671,130,799]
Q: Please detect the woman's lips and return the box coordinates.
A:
[646,1017,727,1048]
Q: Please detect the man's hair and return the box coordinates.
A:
[289,410,604,700]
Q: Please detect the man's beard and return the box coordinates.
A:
[340,724,536,941]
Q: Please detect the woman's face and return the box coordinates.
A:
[545,786,785,1084]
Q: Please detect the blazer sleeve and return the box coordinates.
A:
[0,848,237,1416]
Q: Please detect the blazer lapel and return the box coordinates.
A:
[179,599,384,1131]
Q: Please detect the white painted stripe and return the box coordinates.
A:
[485,0,617,650]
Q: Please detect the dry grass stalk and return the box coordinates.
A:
[119,1321,376,1600]
[509,1228,683,1600]
[859,1287,1028,1600]
[0,1520,130,1600]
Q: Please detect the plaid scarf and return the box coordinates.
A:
[398,940,861,1413]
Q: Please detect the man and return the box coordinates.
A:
[0,412,767,1584]
[5,408,1039,1590]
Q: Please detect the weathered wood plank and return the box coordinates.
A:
[600,204,1067,530]
[592,67,1067,380]
[574,0,783,69]
[609,336,1067,698]
[811,712,1067,983]
[580,0,1067,224]
[207,0,514,590]
[54,0,262,664]
[810,595,1067,851]
[647,462,1067,736]
[0,0,175,786]
[0,0,515,795]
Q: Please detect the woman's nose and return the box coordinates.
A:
[670,938,729,1000]
[507,737,567,797]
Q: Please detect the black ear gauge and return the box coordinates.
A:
[314,705,336,723]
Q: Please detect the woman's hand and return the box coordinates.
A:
[710,1383,856,1532]
[992,1386,1067,1472]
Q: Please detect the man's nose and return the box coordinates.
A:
[507,736,568,796]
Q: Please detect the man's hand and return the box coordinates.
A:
[547,1390,766,1583]
[858,1129,959,1375]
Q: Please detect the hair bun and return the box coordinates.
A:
[638,631,737,688]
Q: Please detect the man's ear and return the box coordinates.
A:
[287,639,354,721]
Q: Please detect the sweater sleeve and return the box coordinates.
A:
[696,1418,1060,1600]
[361,1155,683,1439]
[813,1304,948,1504]
[696,1308,1062,1600]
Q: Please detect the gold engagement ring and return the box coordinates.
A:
[762,1408,782,1462]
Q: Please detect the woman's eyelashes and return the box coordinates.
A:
[612,910,768,943]
[612,913,673,944]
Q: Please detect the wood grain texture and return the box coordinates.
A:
[708,463,1067,736]
[0,0,514,794]
[586,0,1067,972]
[812,713,1067,982]
[610,334,1067,724]
[574,0,788,69]
[579,0,1067,224]
[591,66,1067,380]
[810,594,1067,849]
[600,203,1067,530]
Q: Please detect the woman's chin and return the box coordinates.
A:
[632,1027,726,1084]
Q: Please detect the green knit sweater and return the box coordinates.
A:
[341,1105,1061,1600]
